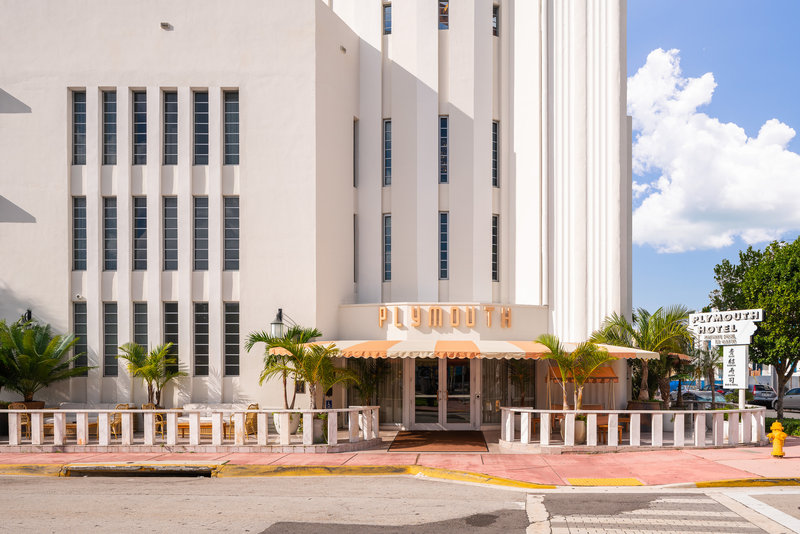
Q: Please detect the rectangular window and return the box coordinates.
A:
[72,91,86,165]
[102,90,117,165]
[193,302,209,376]
[164,302,179,373]
[73,197,87,271]
[73,302,88,376]
[383,119,392,186]
[224,302,240,376]
[103,302,118,377]
[439,212,449,279]
[193,91,209,165]
[224,196,240,271]
[492,121,499,187]
[132,91,147,165]
[133,302,148,347]
[353,119,359,187]
[383,214,392,282]
[194,197,209,271]
[353,214,358,284]
[224,91,240,165]
[103,197,117,271]
[133,197,147,270]
[163,197,178,271]
[163,91,178,165]
[383,3,392,34]
[492,5,499,36]
[492,214,499,282]
[439,1,449,29]
[439,116,449,184]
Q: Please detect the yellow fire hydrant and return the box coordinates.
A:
[767,421,787,458]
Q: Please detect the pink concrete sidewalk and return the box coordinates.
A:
[0,437,798,486]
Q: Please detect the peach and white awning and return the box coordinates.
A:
[269,340,659,360]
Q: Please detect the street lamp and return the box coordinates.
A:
[270,308,285,338]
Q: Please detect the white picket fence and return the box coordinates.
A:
[3,406,380,448]
[500,405,768,448]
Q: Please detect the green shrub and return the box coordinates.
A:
[766,417,800,437]
[725,391,754,403]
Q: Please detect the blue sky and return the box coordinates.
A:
[628,0,800,312]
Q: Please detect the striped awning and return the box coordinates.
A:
[268,340,659,360]
[546,365,619,383]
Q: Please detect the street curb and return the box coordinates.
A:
[214,464,557,489]
[0,464,65,477]
[694,477,800,488]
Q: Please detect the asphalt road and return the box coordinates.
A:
[1,476,798,533]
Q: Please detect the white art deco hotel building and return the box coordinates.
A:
[0,0,632,430]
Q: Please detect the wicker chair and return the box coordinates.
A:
[110,403,129,439]
[228,403,259,438]
[142,403,166,439]
[8,403,30,439]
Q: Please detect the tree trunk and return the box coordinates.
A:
[147,383,155,405]
[282,374,289,409]
[309,384,317,410]
[561,383,569,410]
[776,362,792,420]
[24,392,33,402]
[155,389,162,407]
[708,371,716,410]
[658,376,671,409]
[575,387,584,411]
[638,361,649,401]
[676,377,683,407]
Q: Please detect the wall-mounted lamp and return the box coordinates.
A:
[270,308,299,338]
[160,22,173,31]
[22,309,32,322]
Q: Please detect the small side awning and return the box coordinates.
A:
[269,340,659,360]
[546,365,619,383]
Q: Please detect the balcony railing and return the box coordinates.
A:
[500,404,768,448]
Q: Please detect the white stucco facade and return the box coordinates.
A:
[0,0,631,423]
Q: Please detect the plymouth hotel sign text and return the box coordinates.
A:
[378,305,512,329]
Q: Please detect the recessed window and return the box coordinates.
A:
[194,91,209,165]
[132,91,147,165]
[224,91,240,165]
[224,196,240,271]
[194,196,209,271]
[194,302,209,376]
[163,91,178,165]
[163,302,179,373]
[383,214,392,282]
[72,197,87,271]
[103,197,117,271]
[439,1,449,29]
[439,116,449,184]
[133,302,148,347]
[492,5,499,36]
[383,3,392,34]
[439,212,449,280]
[103,302,118,377]
[133,197,147,270]
[353,119,359,187]
[102,90,117,165]
[492,121,499,187]
[163,197,178,271]
[73,302,88,376]
[383,119,392,186]
[492,215,499,282]
[224,302,240,376]
[72,91,86,165]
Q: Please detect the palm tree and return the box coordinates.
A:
[690,344,722,409]
[590,306,692,401]
[536,334,617,411]
[245,326,322,409]
[0,319,91,403]
[117,342,186,406]
[259,340,359,409]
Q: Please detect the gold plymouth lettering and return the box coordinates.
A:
[411,306,422,327]
[449,306,460,327]
[378,306,388,327]
[393,307,402,328]
[429,306,443,327]
[465,306,476,327]
[484,306,495,327]
[500,307,512,328]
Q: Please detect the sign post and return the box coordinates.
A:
[688,309,763,409]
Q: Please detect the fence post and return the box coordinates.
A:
[121,412,133,445]
[371,408,379,440]
[327,411,338,445]
[608,413,619,446]
[189,412,201,446]
[348,410,359,443]
[520,412,530,444]
[98,412,110,446]
[540,412,551,446]
[502,409,514,442]
[167,412,178,445]
[694,413,705,447]
[564,413,575,446]
[53,412,66,446]
[144,412,155,446]
[31,412,43,445]
[257,413,268,446]
[652,414,663,447]
[234,412,246,445]
[211,412,224,446]
[76,412,89,446]
[279,413,290,445]
[8,413,20,446]
[673,413,684,447]
[587,413,597,447]
[630,413,641,446]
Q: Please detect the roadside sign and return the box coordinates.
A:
[688,309,762,346]
[722,345,749,389]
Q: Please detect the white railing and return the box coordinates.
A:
[500,405,767,448]
[2,406,380,448]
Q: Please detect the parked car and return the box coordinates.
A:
[669,390,715,408]
[772,388,800,411]
[700,384,730,396]
[750,384,777,407]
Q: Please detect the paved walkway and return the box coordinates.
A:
[0,436,798,486]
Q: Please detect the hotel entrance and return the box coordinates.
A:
[409,358,479,430]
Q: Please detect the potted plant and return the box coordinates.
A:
[117,342,186,407]
[0,319,92,408]
[536,334,617,444]
[246,326,322,435]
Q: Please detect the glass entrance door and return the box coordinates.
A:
[412,358,474,429]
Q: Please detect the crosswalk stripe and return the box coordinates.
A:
[621,509,738,517]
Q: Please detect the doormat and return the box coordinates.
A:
[388,431,488,452]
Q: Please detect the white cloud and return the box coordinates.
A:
[629,48,800,253]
